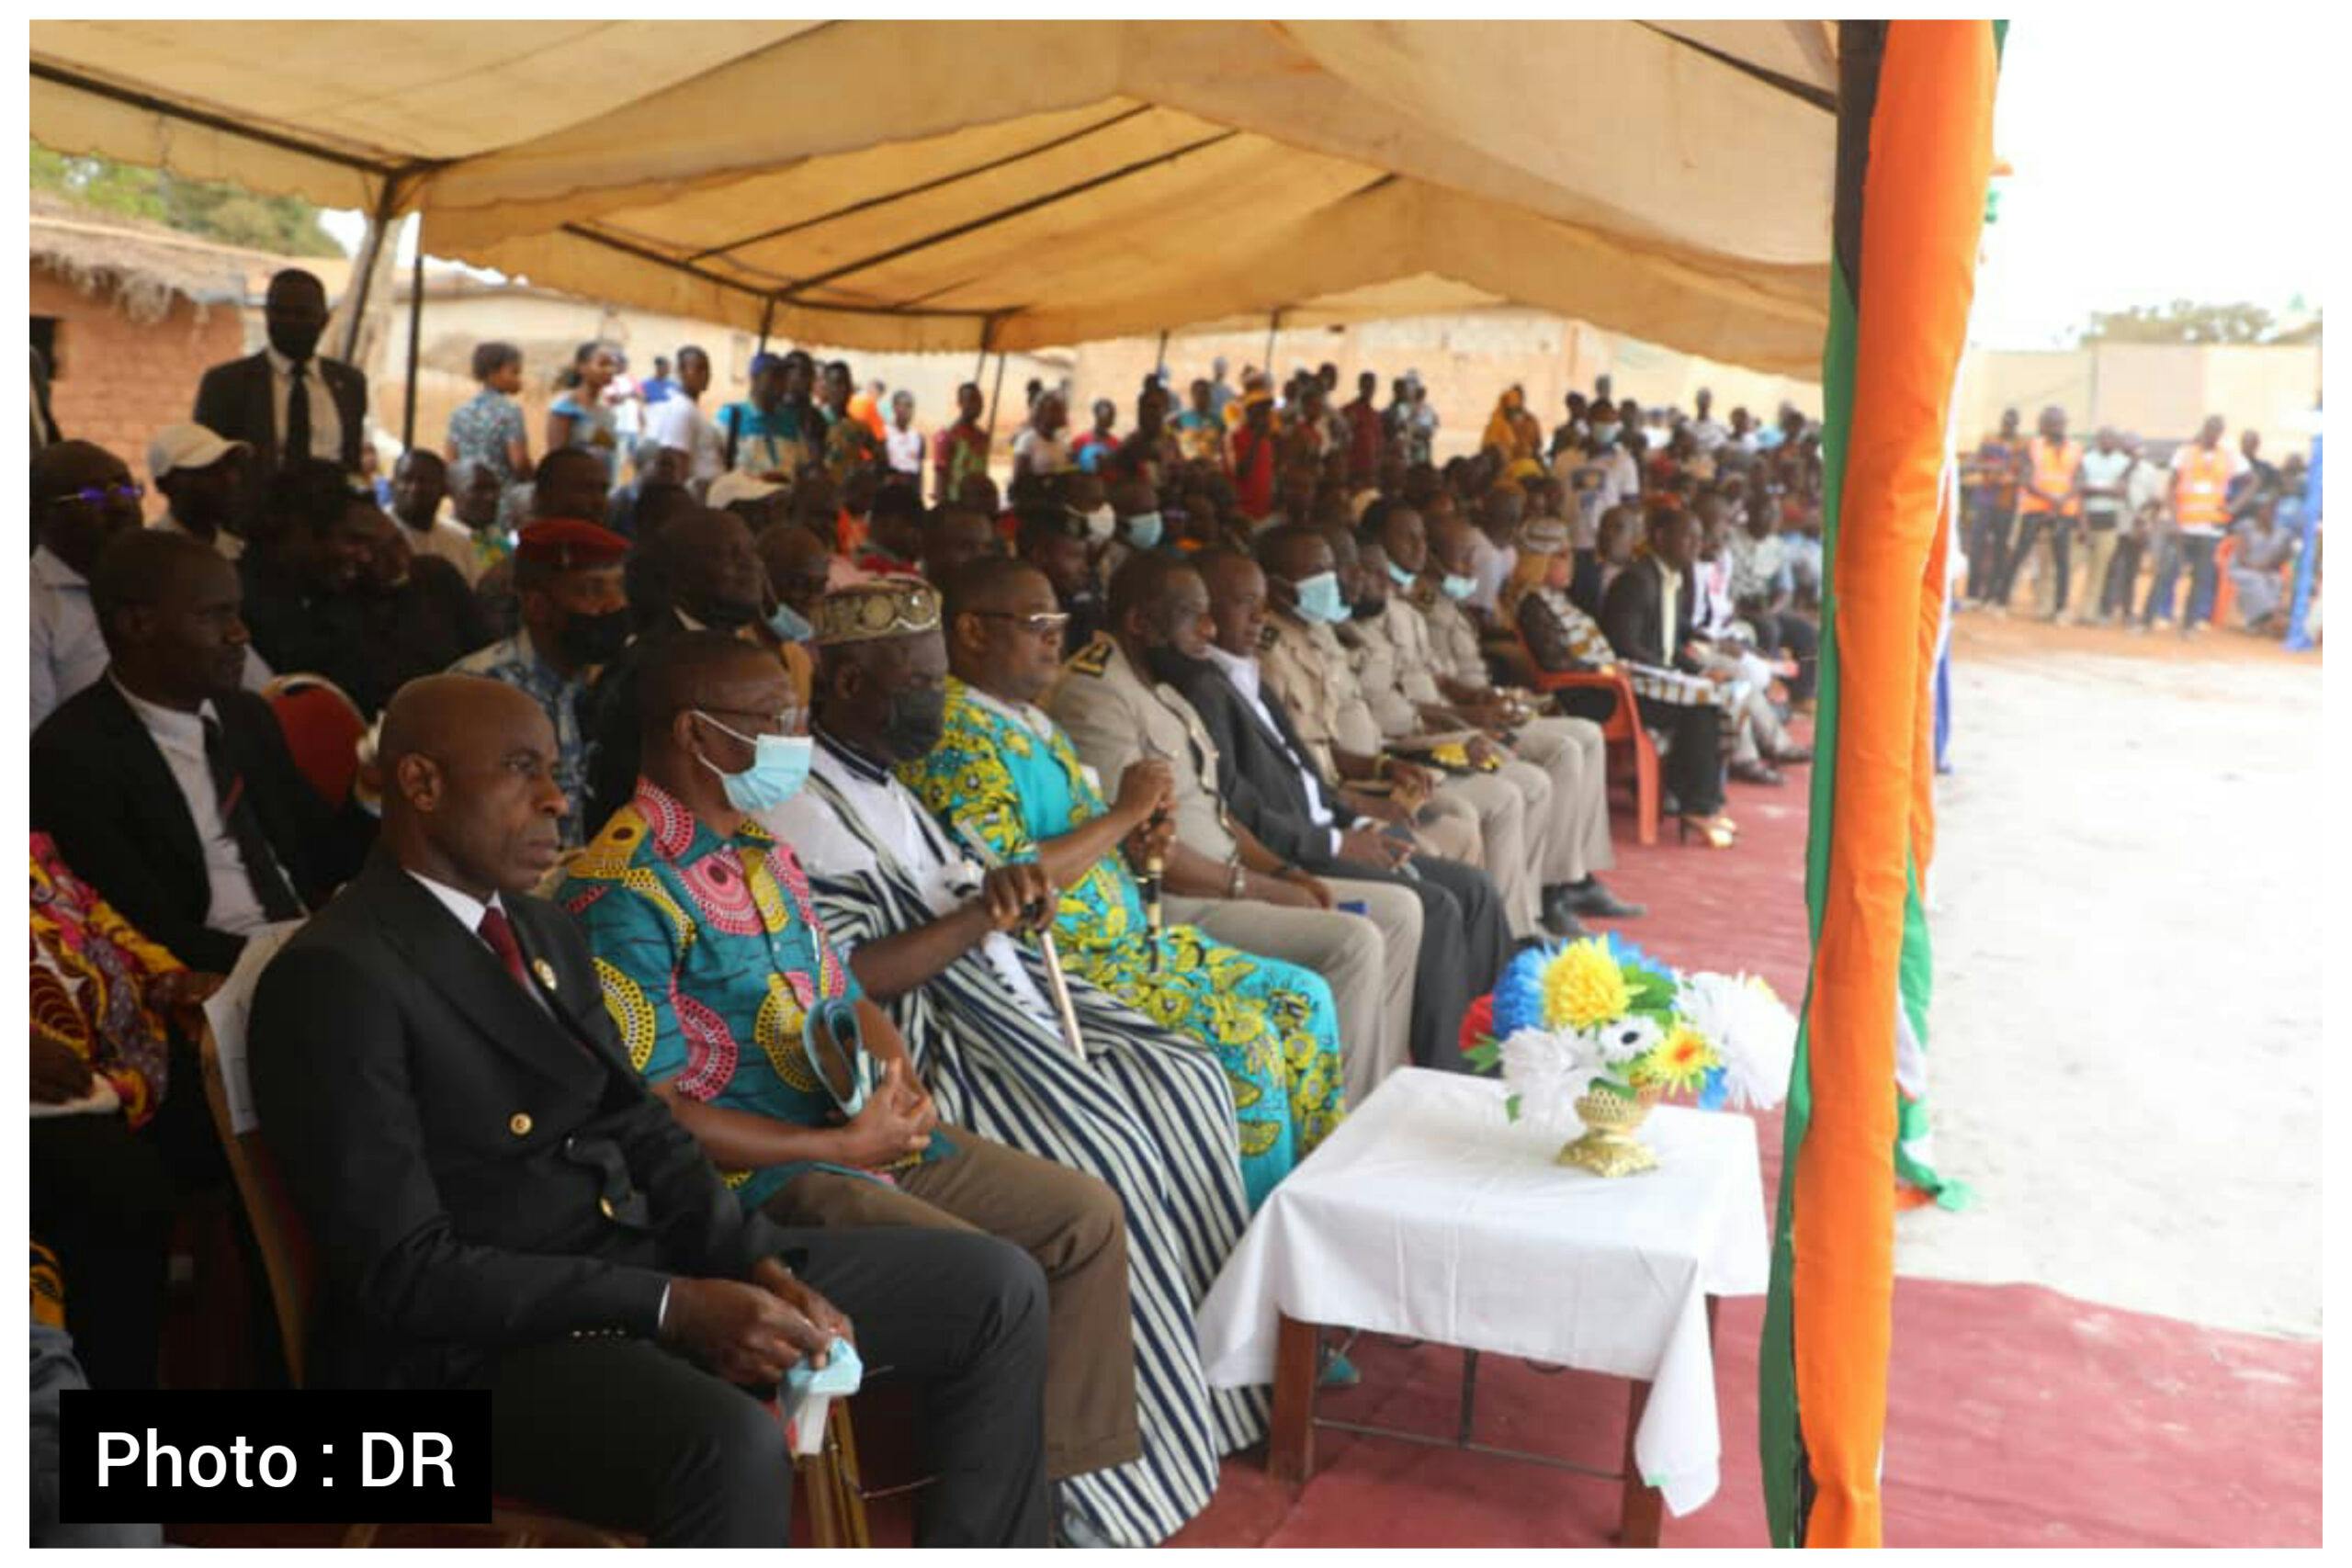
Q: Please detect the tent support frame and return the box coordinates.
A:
[401,235,424,447]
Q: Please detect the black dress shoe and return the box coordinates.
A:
[1538,889,1589,941]
[1566,879,1647,919]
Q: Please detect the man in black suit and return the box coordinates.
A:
[1600,508,1732,827]
[236,458,390,716]
[193,268,368,525]
[1166,548,1511,1070]
[31,529,372,974]
[247,673,1052,1547]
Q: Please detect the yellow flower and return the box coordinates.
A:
[1629,1023,1720,1093]
[1543,938,1634,1031]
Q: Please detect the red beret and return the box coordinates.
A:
[515,518,629,570]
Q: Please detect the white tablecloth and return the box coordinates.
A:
[1194,1067,1770,1517]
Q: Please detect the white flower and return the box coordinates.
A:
[1589,1013,1662,1066]
[1677,972,1797,1111]
[1498,1028,1600,1126]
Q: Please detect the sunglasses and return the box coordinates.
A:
[53,482,145,508]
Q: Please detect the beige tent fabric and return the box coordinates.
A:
[29,20,1833,371]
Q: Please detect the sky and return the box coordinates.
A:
[1972,11,2329,347]
[321,16,2329,355]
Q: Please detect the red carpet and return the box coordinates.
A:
[1168,760,2324,1548]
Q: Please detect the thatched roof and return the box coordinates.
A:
[28,196,352,324]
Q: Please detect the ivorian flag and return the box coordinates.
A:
[1758,19,2001,1549]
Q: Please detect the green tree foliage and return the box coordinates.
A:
[2077,299,2300,346]
[30,141,341,257]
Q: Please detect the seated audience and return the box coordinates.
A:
[854,480,927,577]
[1599,508,1739,845]
[449,518,631,845]
[32,440,147,728]
[897,558,1346,1207]
[1050,555,1413,1101]
[919,502,1004,583]
[33,529,372,971]
[236,458,388,712]
[149,423,254,562]
[2229,500,2299,633]
[30,832,224,1392]
[753,520,832,707]
[354,505,494,701]
[766,579,1266,1541]
[560,630,1142,1547]
[388,448,481,584]
[248,674,1052,1546]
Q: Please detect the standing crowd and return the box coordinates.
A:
[28,267,1830,1547]
[1959,404,2315,637]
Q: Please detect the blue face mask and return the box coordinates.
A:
[694,713,813,811]
[1442,573,1478,602]
[1385,560,1418,589]
[767,602,815,645]
[1292,570,1350,625]
[1123,511,1164,550]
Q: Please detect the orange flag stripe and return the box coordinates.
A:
[1793,19,1995,1549]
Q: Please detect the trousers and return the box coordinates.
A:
[1434,771,1543,937]
[2144,532,2222,626]
[1508,715,1615,886]
[1171,880,1420,1107]
[766,1130,1137,1489]
[487,1222,1051,1547]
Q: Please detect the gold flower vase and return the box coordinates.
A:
[1556,1083,1663,1177]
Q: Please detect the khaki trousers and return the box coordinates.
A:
[1409,792,1483,865]
[1435,771,1543,939]
[765,1130,1139,1483]
[1509,715,1614,882]
[2076,521,2121,618]
[1170,881,1421,1107]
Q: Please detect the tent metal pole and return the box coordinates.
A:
[1154,330,1170,381]
[339,174,404,364]
[974,316,993,382]
[401,235,424,448]
[1262,310,1281,382]
[755,296,777,362]
[985,351,1010,449]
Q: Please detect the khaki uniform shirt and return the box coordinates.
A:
[1045,634,1239,863]
[1347,612,1419,739]
[1261,612,1384,775]
[1417,586,1493,692]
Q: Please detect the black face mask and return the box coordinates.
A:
[1351,594,1385,621]
[686,594,761,631]
[878,685,948,761]
[1141,643,1215,687]
[558,607,630,667]
[266,314,324,365]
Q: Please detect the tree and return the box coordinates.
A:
[29,141,342,257]
[2076,299,2296,346]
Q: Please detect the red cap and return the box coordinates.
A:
[515,518,629,570]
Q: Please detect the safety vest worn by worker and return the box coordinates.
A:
[2018,437,2082,516]
[2172,443,2234,533]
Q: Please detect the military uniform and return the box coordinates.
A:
[1257,610,1485,870]
[1414,585,1616,892]
[1046,635,1417,1102]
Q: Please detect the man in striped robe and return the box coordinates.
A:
[758,580,1264,1547]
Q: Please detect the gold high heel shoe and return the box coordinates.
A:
[1677,814,1737,849]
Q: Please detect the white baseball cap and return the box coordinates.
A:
[148,423,251,483]
[707,470,786,509]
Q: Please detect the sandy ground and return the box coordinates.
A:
[1889,613,2323,1338]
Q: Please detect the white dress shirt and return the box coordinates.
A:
[112,677,277,936]
[1202,644,1340,852]
[405,871,553,1017]
[266,344,345,468]
[644,394,728,485]
[400,513,486,586]
[31,547,111,730]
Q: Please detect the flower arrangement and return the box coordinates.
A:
[1460,936,1796,1173]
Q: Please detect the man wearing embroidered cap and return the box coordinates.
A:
[764,578,1267,1545]
[147,423,252,561]
[449,517,630,846]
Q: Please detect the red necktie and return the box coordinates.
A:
[477,906,534,994]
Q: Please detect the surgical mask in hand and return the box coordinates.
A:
[693,713,814,811]
[1122,511,1164,550]
[1291,570,1350,625]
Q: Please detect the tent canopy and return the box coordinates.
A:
[30,20,1836,373]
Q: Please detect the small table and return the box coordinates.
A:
[1193,1068,1769,1544]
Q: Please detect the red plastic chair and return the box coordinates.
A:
[263,674,368,806]
[1515,637,1661,846]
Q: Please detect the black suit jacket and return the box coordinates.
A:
[30,678,374,974]
[249,855,791,1390]
[1167,661,1363,869]
[1600,557,1702,673]
[193,350,368,520]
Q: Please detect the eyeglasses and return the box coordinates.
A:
[971,609,1071,639]
[695,705,806,737]
[52,482,145,508]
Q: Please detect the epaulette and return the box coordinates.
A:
[1064,633,1115,678]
